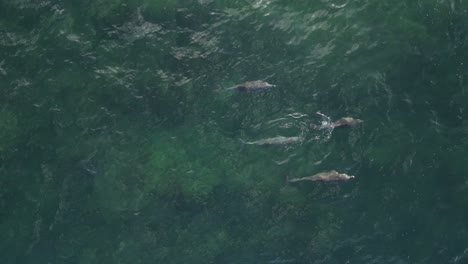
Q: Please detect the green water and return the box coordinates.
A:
[1,0,468,263]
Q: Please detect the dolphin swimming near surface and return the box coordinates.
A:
[223,80,276,92]
[332,117,363,128]
[240,136,302,146]
[288,170,355,183]
[310,116,363,130]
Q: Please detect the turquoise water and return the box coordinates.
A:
[1,0,468,263]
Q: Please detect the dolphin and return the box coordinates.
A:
[332,117,363,128]
[223,80,276,92]
[288,170,355,183]
[240,136,302,146]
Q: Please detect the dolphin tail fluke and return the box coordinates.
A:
[215,84,237,93]
[224,86,238,92]
[287,177,301,183]
[239,138,252,145]
[214,85,224,93]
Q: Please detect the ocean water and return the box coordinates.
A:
[1,0,468,263]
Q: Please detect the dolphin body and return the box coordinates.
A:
[241,136,302,146]
[332,117,363,128]
[224,80,276,92]
[288,170,355,183]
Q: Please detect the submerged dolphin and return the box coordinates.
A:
[288,170,355,183]
[240,136,302,146]
[224,80,276,92]
[332,117,363,128]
